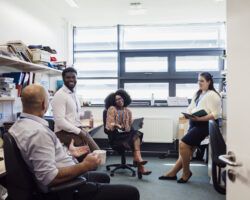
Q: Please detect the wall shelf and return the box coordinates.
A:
[0,97,15,101]
[0,55,62,76]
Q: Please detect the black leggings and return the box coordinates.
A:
[77,172,140,200]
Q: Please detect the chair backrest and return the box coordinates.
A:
[103,109,109,135]
[3,132,38,200]
[44,117,55,131]
[209,120,227,167]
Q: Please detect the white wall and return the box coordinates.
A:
[227,0,250,199]
[0,0,67,125]
[0,0,68,61]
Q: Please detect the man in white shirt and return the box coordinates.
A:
[51,67,100,160]
[9,84,139,200]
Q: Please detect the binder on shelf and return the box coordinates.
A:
[28,72,35,85]
[2,72,35,96]
[22,72,30,89]
[3,72,24,84]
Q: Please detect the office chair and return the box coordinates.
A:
[103,110,136,177]
[44,116,55,131]
[209,120,226,195]
[3,132,86,200]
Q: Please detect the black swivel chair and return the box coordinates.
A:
[103,110,136,177]
[209,120,227,195]
[44,116,55,132]
[3,132,86,200]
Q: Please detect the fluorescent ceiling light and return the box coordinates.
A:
[65,0,79,8]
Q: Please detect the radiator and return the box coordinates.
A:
[140,117,174,143]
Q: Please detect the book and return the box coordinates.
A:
[182,109,208,119]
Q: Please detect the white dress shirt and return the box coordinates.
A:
[51,85,83,134]
[187,90,222,119]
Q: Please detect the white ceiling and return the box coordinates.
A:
[40,0,226,26]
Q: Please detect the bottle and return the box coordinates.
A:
[89,114,94,128]
[151,93,155,106]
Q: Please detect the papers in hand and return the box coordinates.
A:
[182,109,208,119]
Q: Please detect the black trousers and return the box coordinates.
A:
[77,172,140,200]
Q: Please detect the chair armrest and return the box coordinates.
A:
[49,177,86,193]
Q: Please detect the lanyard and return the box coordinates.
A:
[117,110,125,123]
[196,91,207,107]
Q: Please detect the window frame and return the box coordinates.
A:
[73,25,225,105]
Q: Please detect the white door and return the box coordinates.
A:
[226,1,250,199]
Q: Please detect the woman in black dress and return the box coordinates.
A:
[159,72,221,183]
[105,89,151,178]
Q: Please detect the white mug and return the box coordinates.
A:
[93,150,107,165]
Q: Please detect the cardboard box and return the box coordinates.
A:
[31,49,51,63]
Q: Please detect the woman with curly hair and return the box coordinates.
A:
[105,89,152,178]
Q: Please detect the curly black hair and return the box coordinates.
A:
[104,89,132,109]
[104,92,115,109]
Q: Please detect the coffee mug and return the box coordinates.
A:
[93,150,107,165]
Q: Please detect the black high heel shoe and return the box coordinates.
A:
[177,172,192,183]
[158,175,177,180]
[137,164,152,179]
[137,169,152,179]
[133,160,148,167]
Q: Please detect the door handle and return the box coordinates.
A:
[219,151,242,167]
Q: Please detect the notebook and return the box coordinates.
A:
[182,109,208,119]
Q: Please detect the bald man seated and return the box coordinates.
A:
[9,84,140,200]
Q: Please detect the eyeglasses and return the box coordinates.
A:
[115,97,123,102]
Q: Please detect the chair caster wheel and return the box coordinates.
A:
[132,172,136,177]
[138,172,142,179]
[106,166,110,171]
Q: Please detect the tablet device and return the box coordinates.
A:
[132,117,144,131]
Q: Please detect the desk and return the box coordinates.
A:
[80,119,103,137]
